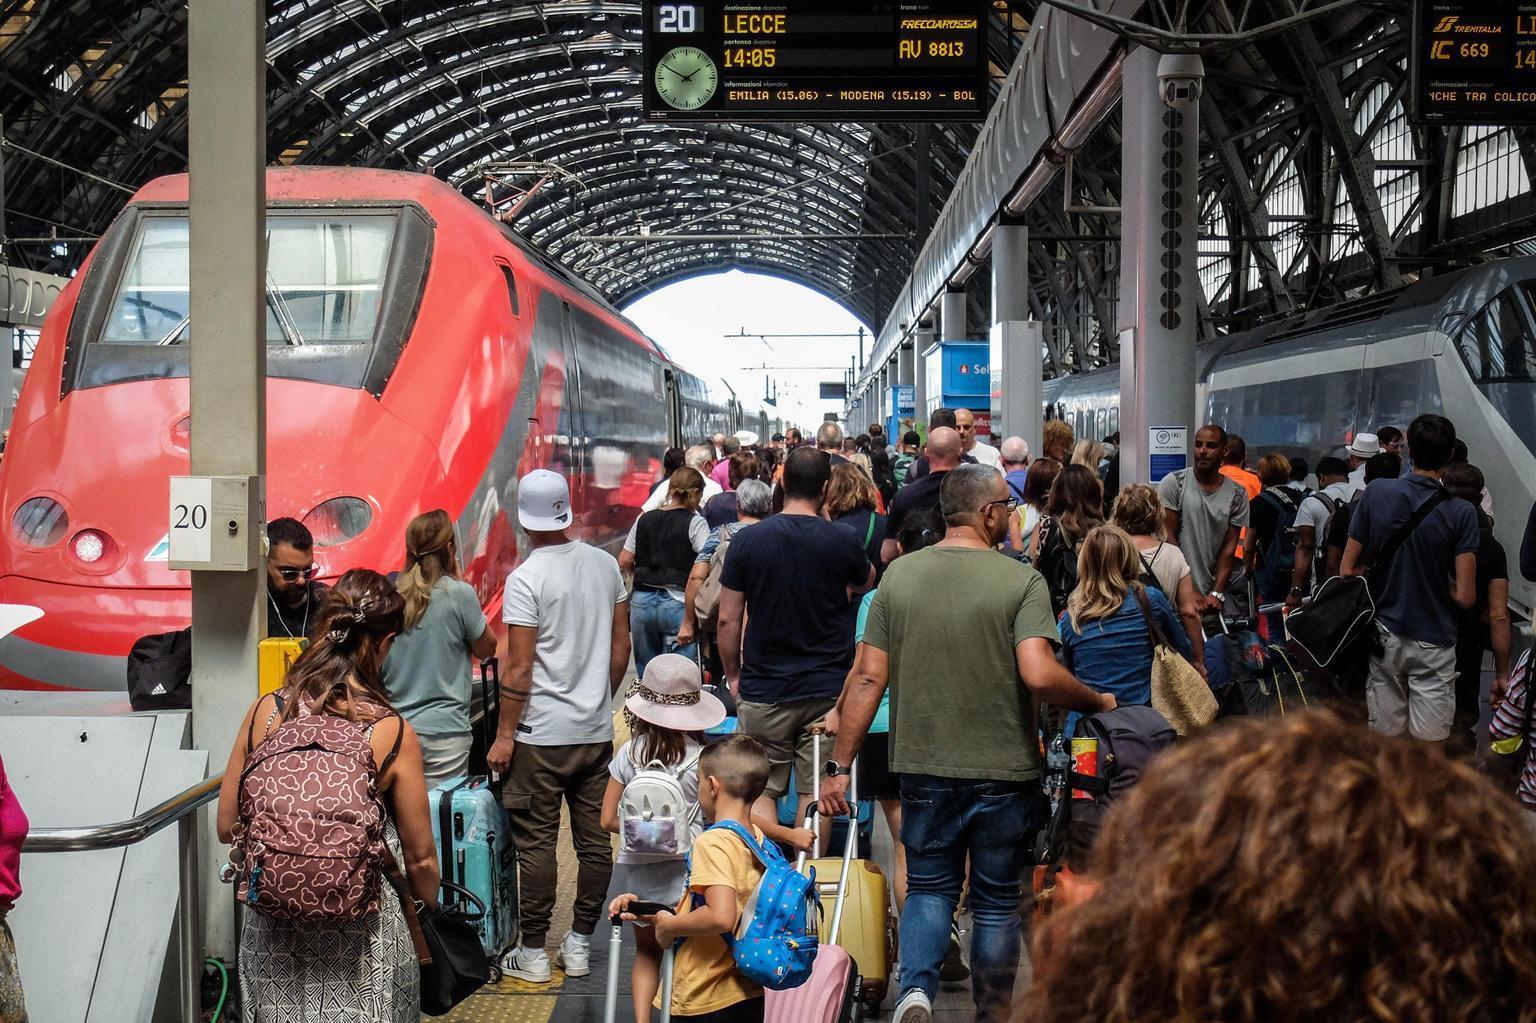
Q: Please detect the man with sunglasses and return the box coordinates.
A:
[265,517,327,641]
[821,464,1113,1023]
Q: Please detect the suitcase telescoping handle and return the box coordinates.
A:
[797,726,858,946]
[604,906,675,1023]
[480,657,500,781]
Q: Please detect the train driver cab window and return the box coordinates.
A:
[102,214,397,347]
[70,205,429,396]
[499,264,521,317]
[1457,289,1533,382]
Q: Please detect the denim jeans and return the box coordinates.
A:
[898,774,1039,1022]
[630,588,696,680]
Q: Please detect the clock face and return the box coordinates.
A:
[655,46,718,111]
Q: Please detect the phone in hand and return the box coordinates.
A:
[624,900,674,918]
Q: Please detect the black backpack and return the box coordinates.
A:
[1254,487,1302,598]
[126,628,192,711]
[1035,518,1079,618]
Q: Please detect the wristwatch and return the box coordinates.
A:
[1289,585,1305,597]
[823,760,849,778]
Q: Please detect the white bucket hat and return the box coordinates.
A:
[1347,433,1381,460]
[517,469,573,532]
[625,653,726,733]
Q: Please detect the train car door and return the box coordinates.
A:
[560,301,588,527]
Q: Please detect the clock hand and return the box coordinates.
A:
[679,65,702,81]
[661,64,685,79]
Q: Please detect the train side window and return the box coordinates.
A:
[498,264,520,317]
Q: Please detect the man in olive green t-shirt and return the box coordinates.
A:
[820,465,1113,1023]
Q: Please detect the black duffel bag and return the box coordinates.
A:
[391,871,492,1016]
[1285,488,1449,675]
[126,628,192,711]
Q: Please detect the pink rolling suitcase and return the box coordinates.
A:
[763,800,862,1023]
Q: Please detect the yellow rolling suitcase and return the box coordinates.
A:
[798,729,897,1017]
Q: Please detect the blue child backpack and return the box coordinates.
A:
[688,820,818,990]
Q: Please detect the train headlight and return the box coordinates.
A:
[303,497,372,547]
[71,529,112,564]
[12,498,69,547]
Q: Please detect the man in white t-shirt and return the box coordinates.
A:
[641,444,722,511]
[1286,456,1357,609]
[954,407,1001,469]
[489,468,630,985]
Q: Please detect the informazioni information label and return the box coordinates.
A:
[642,1,989,122]
[1411,0,1536,125]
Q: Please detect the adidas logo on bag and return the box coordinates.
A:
[151,684,167,695]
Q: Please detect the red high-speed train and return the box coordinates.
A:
[0,167,778,691]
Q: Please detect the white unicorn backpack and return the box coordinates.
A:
[619,747,702,857]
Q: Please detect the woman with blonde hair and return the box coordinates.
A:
[381,508,496,787]
[826,462,886,573]
[1019,712,1536,1023]
[1110,485,1206,678]
[1056,525,1193,722]
[620,467,708,678]
[1071,438,1106,476]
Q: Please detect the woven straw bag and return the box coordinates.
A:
[1132,586,1216,735]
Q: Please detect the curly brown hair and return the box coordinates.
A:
[1019,712,1536,1023]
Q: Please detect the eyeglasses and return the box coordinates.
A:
[985,498,1019,512]
[276,566,319,582]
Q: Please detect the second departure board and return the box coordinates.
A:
[641,1,989,122]
[1411,0,1536,124]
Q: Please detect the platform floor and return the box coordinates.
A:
[437,704,1009,1023]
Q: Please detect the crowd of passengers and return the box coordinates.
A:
[5,413,1536,1023]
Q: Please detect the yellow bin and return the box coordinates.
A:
[258,637,307,696]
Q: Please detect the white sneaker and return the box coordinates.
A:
[555,931,591,978]
[893,988,932,1023]
[500,945,551,983]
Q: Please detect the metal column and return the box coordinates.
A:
[188,0,268,958]
[940,289,967,341]
[1118,48,1203,485]
[990,222,1041,454]
[898,342,915,388]
[991,223,1031,326]
[912,326,934,425]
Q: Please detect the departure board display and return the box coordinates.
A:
[641,2,989,122]
[1411,1,1536,124]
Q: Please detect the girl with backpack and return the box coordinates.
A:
[216,570,440,1023]
[600,653,727,1023]
[1031,464,1107,618]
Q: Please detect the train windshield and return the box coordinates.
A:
[65,204,431,396]
[104,214,395,346]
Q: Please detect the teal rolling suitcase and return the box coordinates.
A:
[430,775,518,961]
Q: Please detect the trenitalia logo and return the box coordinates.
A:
[1432,17,1503,34]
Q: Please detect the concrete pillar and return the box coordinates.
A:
[991,322,1044,461]
[940,289,967,341]
[898,341,915,387]
[189,0,267,958]
[1118,48,1203,485]
[991,223,1030,326]
[912,326,935,427]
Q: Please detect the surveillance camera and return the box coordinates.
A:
[1157,53,1205,111]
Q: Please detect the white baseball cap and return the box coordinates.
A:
[517,469,573,532]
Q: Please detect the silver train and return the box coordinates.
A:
[1043,257,1536,612]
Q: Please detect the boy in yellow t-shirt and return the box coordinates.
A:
[611,734,771,1023]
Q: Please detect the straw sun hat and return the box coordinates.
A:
[624,653,726,732]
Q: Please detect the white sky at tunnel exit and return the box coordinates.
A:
[623,270,874,434]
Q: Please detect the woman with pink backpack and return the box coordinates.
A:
[216,569,440,1022]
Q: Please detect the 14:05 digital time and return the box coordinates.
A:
[724,47,777,68]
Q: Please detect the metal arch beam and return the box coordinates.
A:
[1281,20,1401,289]
[1201,89,1295,314]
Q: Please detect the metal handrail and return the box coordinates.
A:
[22,774,223,853]
[22,772,223,1022]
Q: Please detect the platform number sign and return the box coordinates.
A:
[169,476,213,564]
[655,4,700,32]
